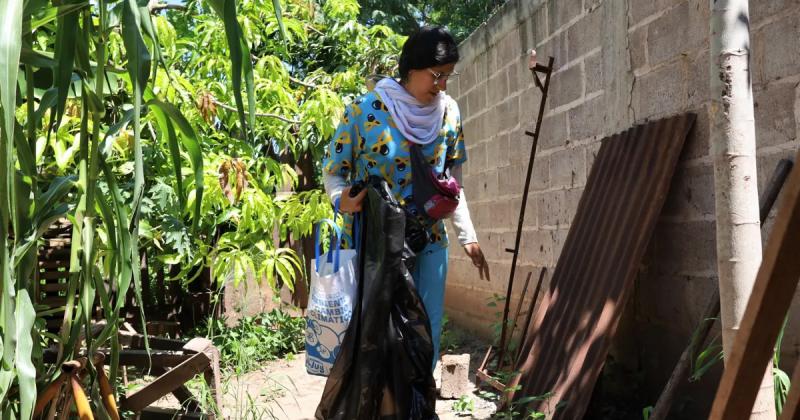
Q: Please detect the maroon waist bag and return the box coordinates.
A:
[409,143,460,219]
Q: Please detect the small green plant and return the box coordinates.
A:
[452,394,475,416]
[774,315,791,415]
[642,405,654,420]
[194,308,306,374]
[690,334,724,382]
[440,314,466,354]
[483,384,562,419]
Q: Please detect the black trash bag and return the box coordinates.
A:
[315,176,438,420]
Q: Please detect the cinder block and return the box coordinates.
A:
[682,103,711,160]
[547,0,583,35]
[551,228,569,265]
[531,6,549,45]
[512,56,534,95]
[628,0,678,27]
[498,96,521,134]
[475,52,490,85]
[567,4,603,60]
[518,86,544,130]
[488,71,510,106]
[551,63,584,110]
[585,140,602,175]
[439,353,472,398]
[521,229,554,266]
[498,27,522,67]
[457,63,477,95]
[687,49,710,109]
[751,0,797,25]
[650,220,717,276]
[488,133,511,170]
[463,117,481,144]
[467,84,487,117]
[661,163,715,221]
[536,31,568,73]
[584,51,603,95]
[568,95,608,141]
[538,111,569,150]
[752,10,800,84]
[632,60,687,120]
[754,81,797,148]
[646,1,708,67]
[530,154,550,192]
[549,146,587,188]
[629,26,648,72]
[524,191,540,228]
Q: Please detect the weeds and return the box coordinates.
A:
[194,309,306,374]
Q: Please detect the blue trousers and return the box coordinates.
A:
[410,244,449,371]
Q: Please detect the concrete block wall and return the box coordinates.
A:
[445,0,800,412]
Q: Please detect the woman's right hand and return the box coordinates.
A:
[339,186,367,213]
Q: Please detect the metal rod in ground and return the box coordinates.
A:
[515,267,547,368]
[496,55,555,371]
[500,272,533,370]
[759,159,794,224]
[649,158,793,420]
[649,289,720,420]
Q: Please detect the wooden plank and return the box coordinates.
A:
[44,348,191,368]
[121,352,211,412]
[710,148,800,418]
[39,270,71,280]
[139,407,211,419]
[172,386,201,413]
[39,283,69,292]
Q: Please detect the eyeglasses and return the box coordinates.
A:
[427,68,460,86]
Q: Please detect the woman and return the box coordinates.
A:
[322,25,489,368]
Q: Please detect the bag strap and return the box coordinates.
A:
[335,190,362,253]
[314,218,342,273]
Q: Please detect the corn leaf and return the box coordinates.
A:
[14,290,36,420]
[147,99,204,233]
[53,2,80,130]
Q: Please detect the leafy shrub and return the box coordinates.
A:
[196,309,306,373]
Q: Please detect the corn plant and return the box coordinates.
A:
[0,0,280,415]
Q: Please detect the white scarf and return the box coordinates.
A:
[374,78,446,145]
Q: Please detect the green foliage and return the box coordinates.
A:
[3,0,405,413]
[774,315,791,415]
[439,314,465,354]
[358,0,509,42]
[479,385,557,419]
[196,309,306,374]
[452,394,474,415]
[690,335,723,382]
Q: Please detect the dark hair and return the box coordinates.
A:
[398,26,459,81]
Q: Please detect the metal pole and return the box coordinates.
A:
[496,54,555,369]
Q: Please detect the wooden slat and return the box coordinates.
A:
[39,283,68,292]
[510,115,695,419]
[39,270,70,280]
[710,148,800,418]
[121,352,211,411]
[38,259,69,269]
[138,407,210,419]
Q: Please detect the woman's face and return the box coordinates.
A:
[405,62,457,104]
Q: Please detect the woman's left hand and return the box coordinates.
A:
[464,243,490,282]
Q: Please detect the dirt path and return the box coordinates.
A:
[229,352,497,419]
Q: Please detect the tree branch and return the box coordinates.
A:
[289,76,318,89]
[212,99,300,124]
[149,1,187,13]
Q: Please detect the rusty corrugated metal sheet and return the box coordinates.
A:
[512,114,696,419]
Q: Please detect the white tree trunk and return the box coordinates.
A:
[709,0,775,417]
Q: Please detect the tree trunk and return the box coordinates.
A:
[709,0,775,417]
